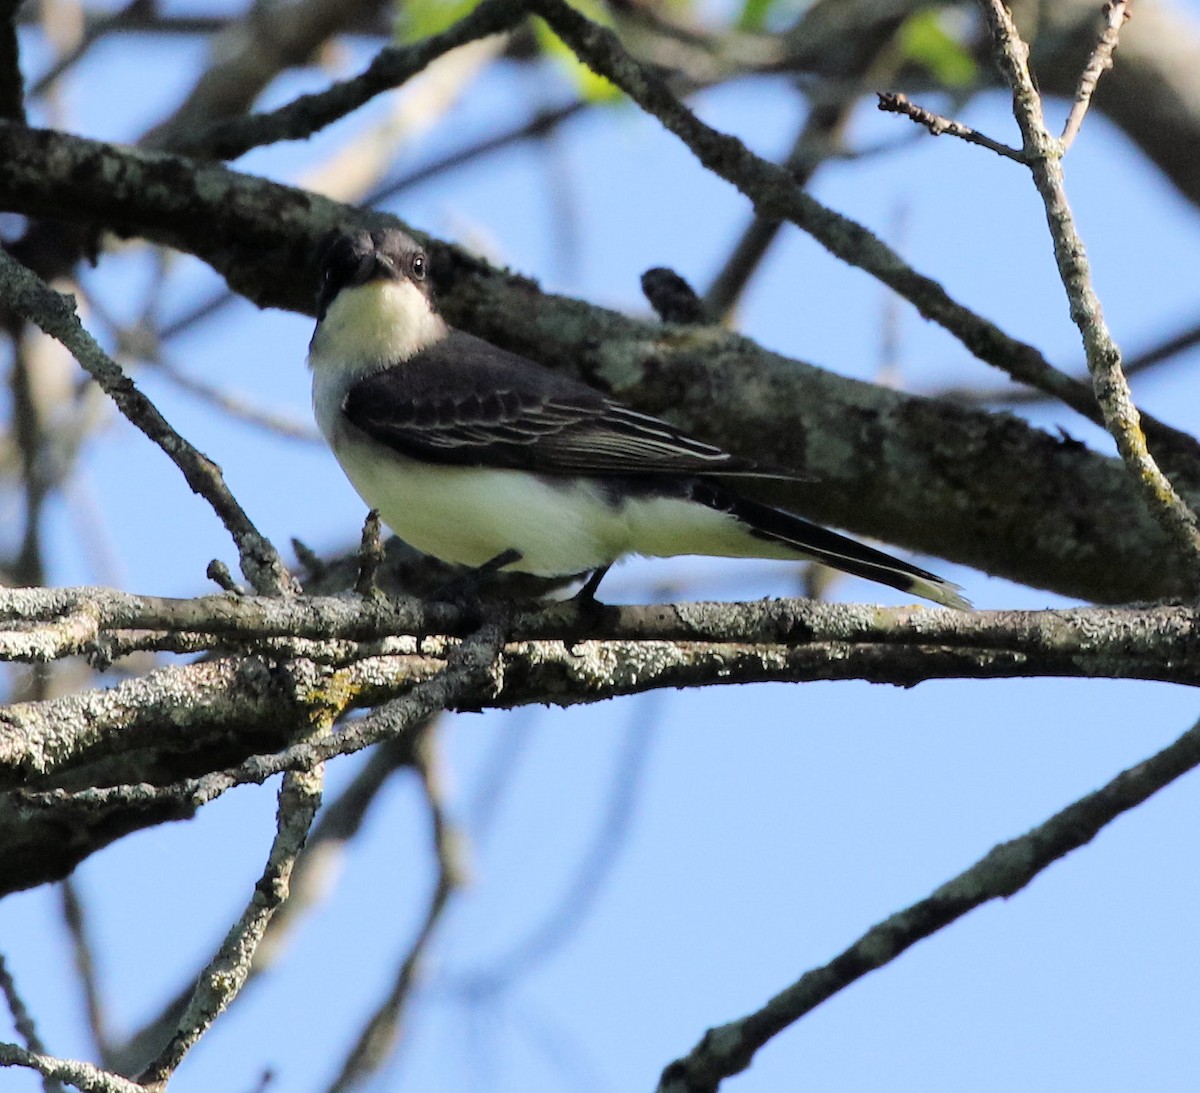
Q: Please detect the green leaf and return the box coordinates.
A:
[397,0,485,43]
[898,9,977,88]
[737,0,775,33]
[533,7,623,104]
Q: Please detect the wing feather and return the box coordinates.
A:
[342,330,802,479]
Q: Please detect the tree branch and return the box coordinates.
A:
[1,122,1198,602]
[326,726,465,1092]
[659,707,1200,1091]
[979,0,1200,583]
[138,761,324,1088]
[520,0,1152,446]
[0,1042,142,1093]
[0,0,24,124]
[1060,0,1134,150]
[876,91,1025,161]
[167,0,525,160]
[5,593,1200,896]
[0,954,64,1093]
[0,248,294,596]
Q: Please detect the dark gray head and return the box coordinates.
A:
[315,228,433,320]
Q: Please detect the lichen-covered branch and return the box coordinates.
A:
[979,0,1200,585]
[0,1042,143,1093]
[0,121,1197,602]
[2,588,1199,894]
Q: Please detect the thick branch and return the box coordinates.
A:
[0,587,1197,894]
[0,123,1196,601]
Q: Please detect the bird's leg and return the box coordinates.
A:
[476,548,523,579]
[572,564,611,607]
[432,548,523,606]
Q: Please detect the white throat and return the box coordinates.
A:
[308,277,447,383]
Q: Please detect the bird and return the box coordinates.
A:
[307,227,969,609]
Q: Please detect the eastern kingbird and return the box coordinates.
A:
[308,228,968,609]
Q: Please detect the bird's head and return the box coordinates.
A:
[309,228,447,369]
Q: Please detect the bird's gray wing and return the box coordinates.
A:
[342,331,801,479]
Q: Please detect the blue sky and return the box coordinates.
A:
[5,5,1200,1091]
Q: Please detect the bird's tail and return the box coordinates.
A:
[710,487,970,610]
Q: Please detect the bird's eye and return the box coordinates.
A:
[411,252,427,281]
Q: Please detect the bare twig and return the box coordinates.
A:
[142,0,391,154]
[0,1042,142,1093]
[10,341,48,587]
[0,248,295,596]
[326,725,467,1091]
[0,0,24,123]
[8,589,1200,687]
[455,691,662,992]
[365,100,585,209]
[518,0,1151,463]
[0,954,65,1093]
[59,879,112,1065]
[137,764,325,1088]
[658,708,1200,1092]
[703,23,902,321]
[355,510,385,597]
[29,0,147,99]
[104,737,415,1077]
[170,0,524,160]
[939,315,1200,406]
[145,354,320,442]
[877,91,1025,162]
[978,0,1200,584]
[1061,0,1133,150]
[9,598,1200,894]
[205,559,244,594]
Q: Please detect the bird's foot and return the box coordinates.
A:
[431,549,523,618]
[566,564,612,626]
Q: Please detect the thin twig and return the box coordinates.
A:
[518,0,1149,465]
[10,341,47,587]
[658,709,1200,1091]
[137,764,325,1087]
[978,0,1200,585]
[0,1043,142,1093]
[0,954,66,1093]
[0,0,24,123]
[59,879,112,1066]
[877,91,1025,162]
[454,690,662,992]
[0,247,295,596]
[326,725,468,1091]
[937,315,1200,407]
[355,510,385,597]
[365,100,585,209]
[145,354,321,443]
[171,0,524,160]
[28,0,146,99]
[706,89,856,321]
[1061,0,1133,150]
[102,739,415,1077]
